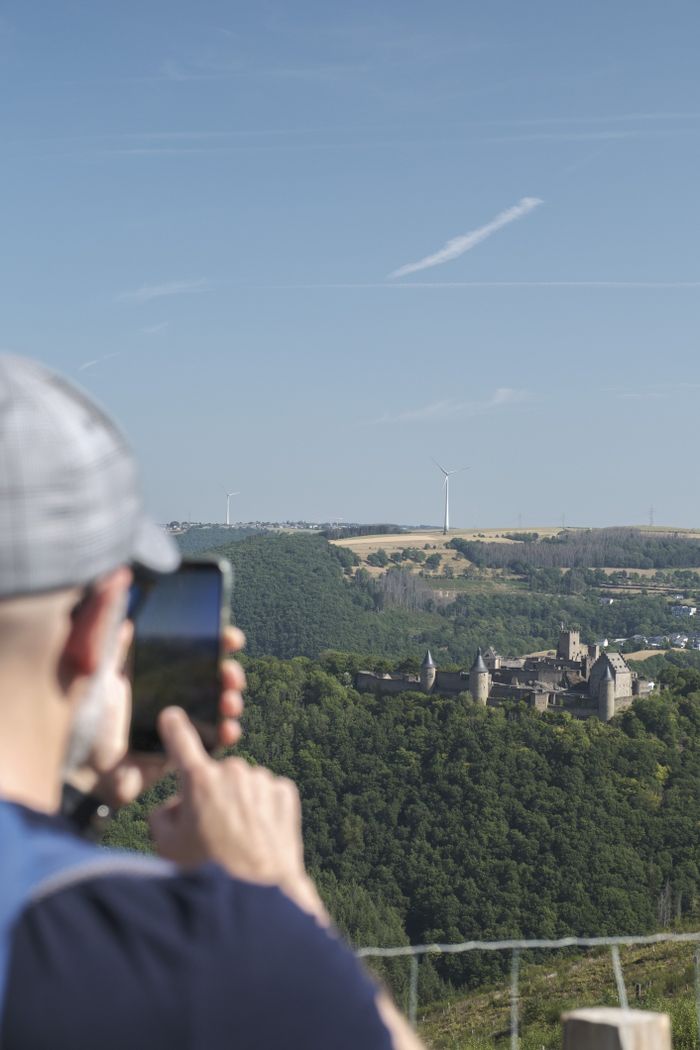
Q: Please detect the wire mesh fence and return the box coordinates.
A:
[357,931,700,1035]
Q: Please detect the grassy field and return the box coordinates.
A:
[416,937,700,1050]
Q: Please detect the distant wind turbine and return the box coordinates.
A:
[226,491,240,526]
[432,460,470,534]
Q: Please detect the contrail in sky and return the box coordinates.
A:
[388,196,543,279]
[116,278,208,303]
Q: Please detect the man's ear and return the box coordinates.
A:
[60,568,132,681]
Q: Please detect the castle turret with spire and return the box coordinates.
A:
[598,663,616,722]
[420,649,437,693]
[469,648,490,705]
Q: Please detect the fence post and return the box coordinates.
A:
[510,949,521,1050]
[610,946,629,1009]
[408,955,419,1028]
[562,1008,671,1050]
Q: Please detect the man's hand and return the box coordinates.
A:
[150,707,330,924]
[152,709,423,1049]
[66,623,247,809]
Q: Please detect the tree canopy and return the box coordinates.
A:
[108,654,700,999]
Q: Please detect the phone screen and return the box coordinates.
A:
[129,562,227,752]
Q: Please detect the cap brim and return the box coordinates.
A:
[132,515,181,574]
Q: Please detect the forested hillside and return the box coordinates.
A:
[109,658,700,1000]
[201,532,436,658]
[449,528,700,570]
[174,524,264,556]
[189,532,692,663]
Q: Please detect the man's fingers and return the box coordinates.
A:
[116,619,134,672]
[223,626,246,654]
[218,719,242,748]
[219,688,243,719]
[274,777,302,828]
[221,659,246,692]
[158,707,210,778]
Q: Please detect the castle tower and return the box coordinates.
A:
[598,663,616,722]
[469,648,490,705]
[420,649,437,693]
[557,628,581,662]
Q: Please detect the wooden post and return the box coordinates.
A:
[562,1008,671,1050]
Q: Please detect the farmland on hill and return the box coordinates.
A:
[329,528,700,614]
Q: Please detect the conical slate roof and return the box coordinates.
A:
[470,647,488,674]
[421,649,436,669]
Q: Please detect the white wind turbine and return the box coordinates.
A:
[226,491,240,526]
[432,460,470,535]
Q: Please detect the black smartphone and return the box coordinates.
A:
[128,558,232,753]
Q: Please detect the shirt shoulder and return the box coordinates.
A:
[3,862,392,1050]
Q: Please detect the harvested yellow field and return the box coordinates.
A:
[329,527,561,557]
[329,527,562,549]
[328,529,494,575]
[626,648,685,661]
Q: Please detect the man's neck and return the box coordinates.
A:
[0,674,66,813]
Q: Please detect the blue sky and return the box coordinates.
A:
[3,1,700,528]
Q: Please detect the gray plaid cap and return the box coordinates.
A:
[0,354,179,598]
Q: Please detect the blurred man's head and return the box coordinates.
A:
[0,355,177,599]
[0,355,179,803]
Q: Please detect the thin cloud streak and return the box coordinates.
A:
[140,321,169,335]
[611,382,700,400]
[388,197,543,280]
[78,352,120,372]
[116,279,209,303]
[370,387,530,425]
[288,281,700,290]
[99,129,670,157]
[15,125,700,162]
[482,111,700,127]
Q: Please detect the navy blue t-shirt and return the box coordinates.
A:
[2,811,392,1050]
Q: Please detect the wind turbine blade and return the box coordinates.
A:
[431,457,448,476]
[448,466,471,476]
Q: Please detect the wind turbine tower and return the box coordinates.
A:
[226,491,240,526]
[433,460,470,535]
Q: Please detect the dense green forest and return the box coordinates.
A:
[112,530,700,1009]
[174,524,263,555]
[109,655,700,1001]
[197,532,435,659]
[449,528,700,570]
[180,532,691,664]
[321,523,405,540]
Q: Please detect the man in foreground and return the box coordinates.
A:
[0,354,424,1049]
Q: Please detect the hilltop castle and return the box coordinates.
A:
[355,629,653,722]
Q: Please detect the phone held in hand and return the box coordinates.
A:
[128,558,232,753]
